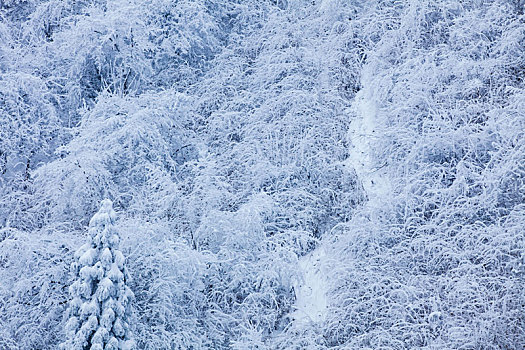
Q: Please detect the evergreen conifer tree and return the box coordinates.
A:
[61,199,135,350]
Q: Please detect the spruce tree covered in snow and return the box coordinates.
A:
[61,199,134,350]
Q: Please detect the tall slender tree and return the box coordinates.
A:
[61,199,135,350]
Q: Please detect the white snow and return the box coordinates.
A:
[347,75,392,206]
[292,245,328,324]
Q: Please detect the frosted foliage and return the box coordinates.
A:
[60,200,134,350]
[0,0,524,348]
[322,1,525,348]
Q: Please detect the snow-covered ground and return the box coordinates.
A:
[347,69,392,206]
[292,244,328,324]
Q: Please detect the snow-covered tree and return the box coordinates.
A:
[61,199,134,350]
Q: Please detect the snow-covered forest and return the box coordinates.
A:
[0,0,524,348]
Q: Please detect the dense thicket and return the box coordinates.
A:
[325,1,525,348]
[0,0,523,349]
